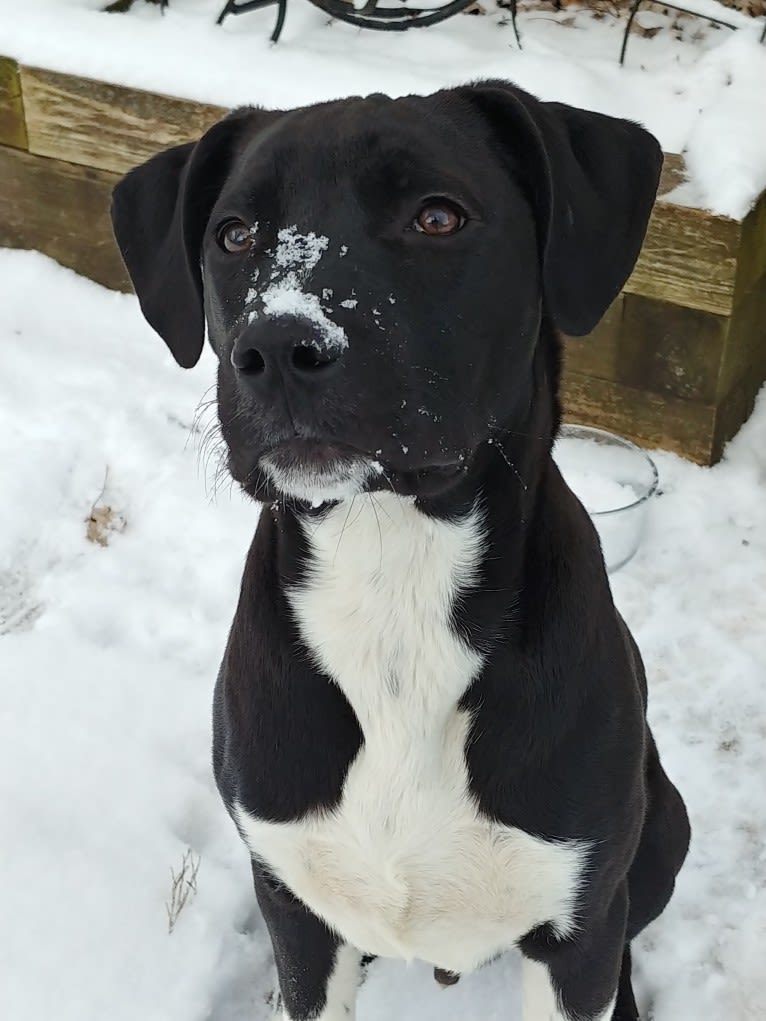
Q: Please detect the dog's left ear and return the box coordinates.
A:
[463,82,662,336]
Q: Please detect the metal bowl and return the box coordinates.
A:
[552,424,659,572]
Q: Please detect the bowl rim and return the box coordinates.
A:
[555,423,659,517]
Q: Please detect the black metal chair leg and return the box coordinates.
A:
[619,0,643,66]
[509,0,521,49]
[217,0,236,25]
[271,0,288,41]
[218,0,287,37]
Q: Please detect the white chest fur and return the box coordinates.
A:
[236,494,586,974]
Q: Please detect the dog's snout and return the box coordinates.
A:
[290,343,340,374]
[231,337,266,376]
[231,317,342,384]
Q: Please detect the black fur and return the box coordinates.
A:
[112,81,690,1020]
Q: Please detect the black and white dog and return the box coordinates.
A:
[111,81,690,1021]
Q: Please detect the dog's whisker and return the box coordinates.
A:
[191,383,216,416]
[488,423,547,444]
[193,422,220,467]
[377,469,408,522]
[194,414,223,462]
[368,494,385,571]
[199,435,225,481]
[368,490,395,527]
[187,384,219,451]
[332,495,358,564]
[207,452,231,505]
[378,466,396,495]
[204,436,228,488]
[487,435,528,492]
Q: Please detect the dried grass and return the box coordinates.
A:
[165,848,201,934]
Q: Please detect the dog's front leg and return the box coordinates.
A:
[520,884,638,1021]
[252,861,361,1020]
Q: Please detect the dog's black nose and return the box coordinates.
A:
[231,316,343,385]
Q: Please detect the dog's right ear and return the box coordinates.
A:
[111,108,271,368]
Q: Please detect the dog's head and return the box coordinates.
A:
[112,82,661,506]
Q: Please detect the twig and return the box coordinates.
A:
[165,848,201,933]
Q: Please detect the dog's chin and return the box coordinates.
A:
[258,439,380,507]
[250,437,475,509]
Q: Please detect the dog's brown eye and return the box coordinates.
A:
[217,220,253,254]
[413,202,465,237]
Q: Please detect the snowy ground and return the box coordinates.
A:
[3,1,766,1016]
[1,0,766,216]
[1,249,765,1020]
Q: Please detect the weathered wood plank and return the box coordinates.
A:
[733,189,766,306]
[0,143,130,292]
[619,295,727,405]
[561,371,716,464]
[20,65,228,176]
[713,373,762,463]
[656,152,686,199]
[15,61,746,317]
[625,201,741,317]
[564,294,726,405]
[0,56,27,150]
[5,52,765,466]
[716,269,766,407]
[713,270,766,460]
[562,296,625,383]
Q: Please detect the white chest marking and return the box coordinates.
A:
[237,494,587,974]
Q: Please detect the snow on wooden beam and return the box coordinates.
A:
[19,64,226,176]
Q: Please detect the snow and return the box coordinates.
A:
[260,283,347,349]
[249,225,348,349]
[554,463,644,514]
[2,248,765,1019]
[272,226,328,274]
[1,0,766,217]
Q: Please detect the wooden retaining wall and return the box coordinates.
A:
[1,57,765,464]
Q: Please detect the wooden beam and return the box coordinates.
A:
[4,57,765,466]
[625,201,741,317]
[720,269,766,395]
[564,294,727,405]
[561,371,716,465]
[0,143,130,292]
[733,190,766,305]
[20,64,228,176]
[14,62,751,318]
[562,296,625,384]
[713,315,766,462]
[618,294,727,405]
[0,56,27,150]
